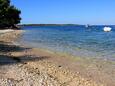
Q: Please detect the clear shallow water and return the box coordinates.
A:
[18,25,115,60]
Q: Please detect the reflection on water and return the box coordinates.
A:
[17,25,115,60]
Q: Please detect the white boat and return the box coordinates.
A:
[103,27,112,32]
[85,24,91,28]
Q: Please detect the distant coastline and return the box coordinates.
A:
[18,24,115,27]
[18,24,80,26]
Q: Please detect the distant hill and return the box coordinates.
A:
[19,24,79,26]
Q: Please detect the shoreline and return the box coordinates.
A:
[16,46,115,86]
[0,30,114,85]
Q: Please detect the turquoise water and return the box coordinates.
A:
[18,25,115,60]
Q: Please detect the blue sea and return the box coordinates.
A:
[17,25,115,60]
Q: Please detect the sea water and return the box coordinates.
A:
[17,25,115,60]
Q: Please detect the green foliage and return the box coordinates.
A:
[0,0,21,29]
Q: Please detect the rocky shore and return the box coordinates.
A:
[0,30,114,86]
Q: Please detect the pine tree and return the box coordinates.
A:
[0,0,21,29]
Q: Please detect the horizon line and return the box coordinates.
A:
[19,23,115,26]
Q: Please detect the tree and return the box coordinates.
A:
[0,0,21,29]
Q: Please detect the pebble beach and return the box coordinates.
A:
[0,30,114,86]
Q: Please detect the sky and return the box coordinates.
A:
[11,0,115,25]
